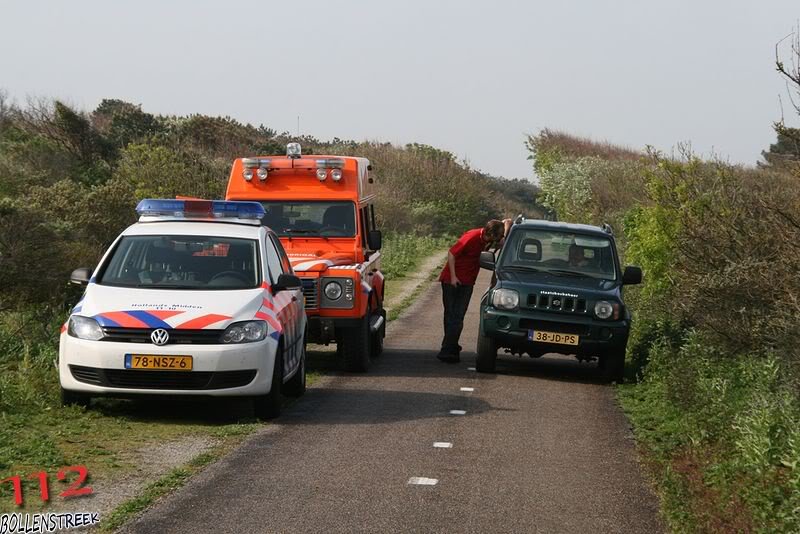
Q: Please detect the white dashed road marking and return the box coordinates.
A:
[460,387,474,392]
[449,410,466,415]
[408,477,438,486]
[433,442,453,448]
[467,367,476,371]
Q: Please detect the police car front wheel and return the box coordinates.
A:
[253,352,283,420]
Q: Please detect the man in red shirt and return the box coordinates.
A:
[437,219,511,363]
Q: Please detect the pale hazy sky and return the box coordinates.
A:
[1,1,798,178]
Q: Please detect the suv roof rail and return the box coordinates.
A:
[602,223,614,235]
[513,213,525,225]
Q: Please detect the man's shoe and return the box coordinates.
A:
[436,352,460,363]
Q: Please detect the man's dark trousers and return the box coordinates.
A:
[440,282,474,356]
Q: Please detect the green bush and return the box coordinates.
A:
[620,333,800,532]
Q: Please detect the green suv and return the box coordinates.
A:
[476,219,642,381]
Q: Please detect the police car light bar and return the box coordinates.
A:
[136,199,265,224]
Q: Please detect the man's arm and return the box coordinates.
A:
[447,251,460,286]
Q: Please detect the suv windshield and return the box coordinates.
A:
[260,201,356,237]
[98,235,261,290]
[499,229,617,280]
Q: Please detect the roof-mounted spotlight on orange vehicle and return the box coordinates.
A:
[238,148,348,183]
[242,157,272,182]
[315,158,345,182]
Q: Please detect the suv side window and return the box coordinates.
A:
[265,235,285,284]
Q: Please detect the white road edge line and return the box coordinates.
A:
[460,387,475,392]
[449,410,467,415]
[408,477,438,486]
[433,442,453,448]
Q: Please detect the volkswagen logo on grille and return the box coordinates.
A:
[552,299,562,307]
[150,328,170,346]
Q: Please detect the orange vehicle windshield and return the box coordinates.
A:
[260,200,357,238]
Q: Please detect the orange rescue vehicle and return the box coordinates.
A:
[225,143,385,371]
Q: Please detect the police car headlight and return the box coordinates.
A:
[222,320,267,343]
[594,300,618,320]
[492,289,519,310]
[324,281,343,300]
[68,316,104,341]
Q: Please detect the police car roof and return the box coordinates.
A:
[515,219,610,237]
[124,220,264,239]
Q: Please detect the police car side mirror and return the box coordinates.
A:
[367,230,382,251]
[70,268,92,286]
[622,266,642,285]
[273,274,302,293]
[479,251,496,270]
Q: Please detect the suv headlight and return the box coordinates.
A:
[222,320,267,343]
[324,281,343,300]
[492,289,519,310]
[68,315,104,341]
[594,300,620,320]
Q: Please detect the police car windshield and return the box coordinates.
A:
[259,201,356,237]
[499,229,617,281]
[98,236,261,290]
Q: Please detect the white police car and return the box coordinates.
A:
[59,199,306,420]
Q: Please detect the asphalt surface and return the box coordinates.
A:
[121,272,662,533]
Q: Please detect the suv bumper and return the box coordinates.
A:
[481,306,629,356]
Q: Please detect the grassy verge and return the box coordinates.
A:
[381,233,450,322]
[379,233,451,280]
[617,332,800,533]
[96,437,239,532]
[386,265,442,322]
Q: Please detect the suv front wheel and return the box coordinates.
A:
[476,329,497,373]
[254,350,283,420]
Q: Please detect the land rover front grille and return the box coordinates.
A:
[528,293,587,314]
[300,278,319,309]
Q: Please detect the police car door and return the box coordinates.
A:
[264,233,303,377]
